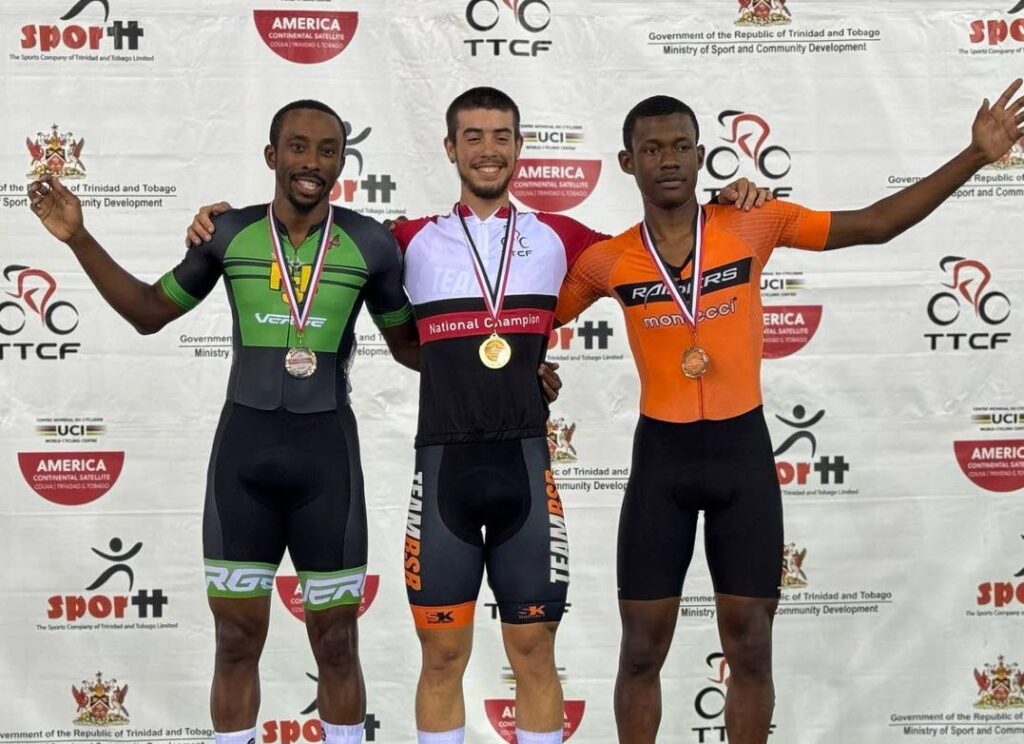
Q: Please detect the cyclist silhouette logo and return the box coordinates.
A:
[928,256,1010,327]
[1,265,79,336]
[773,405,826,457]
[85,537,143,591]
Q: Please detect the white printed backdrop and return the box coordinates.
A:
[1,1,1022,742]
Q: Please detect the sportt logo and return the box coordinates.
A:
[510,159,601,212]
[253,10,358,64]
[735,0,792,27]
[328,121,399,211]
[973,656,1024,709]
[705,111,793,200]
[464,0,553,56]
[275,574,380,622]
[975,535,1024,611]
[27,124,86,179]
[772,405,852,492]
[262,673,381,743]
[21,1,144,54]
[953,440,1024,492]
[925,256,1011,351]
[969,3,1024,46]
[1,264,82,361]
[47,537,169,626]
[484,700,585,742]
[72,671,129,726]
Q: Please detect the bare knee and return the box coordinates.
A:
[420,630,472,679]
[619,628,672,679]
[214,614,266,668]
[309,616,359,671]
[718,603,774,682]
[504,623,557,680]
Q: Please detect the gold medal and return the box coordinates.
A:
[285,347,317,378]
[479,333,512,369]
[681,345,710,379]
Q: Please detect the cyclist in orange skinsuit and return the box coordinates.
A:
[556,83,1024,744]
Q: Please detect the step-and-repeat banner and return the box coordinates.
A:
[1,1,1022,742]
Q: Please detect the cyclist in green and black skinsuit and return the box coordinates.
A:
[27,100,418,744]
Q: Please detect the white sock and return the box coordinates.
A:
[214,729,256,744]
[515,728,562,744]
[323,720,364,743]
[417,728,465,744]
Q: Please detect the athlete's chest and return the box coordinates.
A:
[611,233,759,320]
[222,225,370,312]
[404,217,567,304]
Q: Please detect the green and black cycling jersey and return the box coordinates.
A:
[160,203,412,412]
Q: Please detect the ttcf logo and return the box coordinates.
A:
[704,111,792,201]
[548,320,614,350]
[47,538,169,622]
[773,406,850,487]
[464,0,553,56]
[924,256,1011,351]
[21,1,144,53]
[0,265,81,361]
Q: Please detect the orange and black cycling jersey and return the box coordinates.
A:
[555,200,832,423]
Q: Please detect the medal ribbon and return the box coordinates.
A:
[457,203,518,332]
[639,204,705,329]
[268,203,333,339]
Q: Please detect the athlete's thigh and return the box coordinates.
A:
[405,444,485,631]
[618,419,700,601]
[203,404,287,601]
[486,437,569,625]
[704,414,783,599]
[286,407,369,613]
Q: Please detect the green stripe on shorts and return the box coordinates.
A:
[204,559,278,599]
[299,565,368,611]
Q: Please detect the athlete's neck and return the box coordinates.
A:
[460,188,510,221]
[272,195,330,248]
[643,196,699,267]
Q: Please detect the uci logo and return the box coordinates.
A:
[0,265,79,335]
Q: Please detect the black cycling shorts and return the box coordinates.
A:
[618,406,783,601]
[202,403,368,612]
[404,436,569,628]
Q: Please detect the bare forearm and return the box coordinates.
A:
[828,145,988,249]
[390,343,420,371]
[66,230,176,334]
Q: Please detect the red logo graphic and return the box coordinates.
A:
[510,159,601,212]
[253,11,358,64]
[275,574,380,621]
[484,700,585,743]
[953,440,1024,492]
[970,3,1024,45]
[72,671,129,725]
[18,451,124,505]
[762,305,822,358]
[974,656,1024,708]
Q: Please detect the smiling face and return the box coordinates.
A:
[444,107,523,202]
[265,108,345,213]
[619,112,705,210]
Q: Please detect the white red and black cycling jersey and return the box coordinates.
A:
[393,204,605,446]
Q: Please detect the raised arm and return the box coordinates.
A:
[826,79,1024,249]
[28,176,185,334]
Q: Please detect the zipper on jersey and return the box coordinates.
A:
[693,330,705,420]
